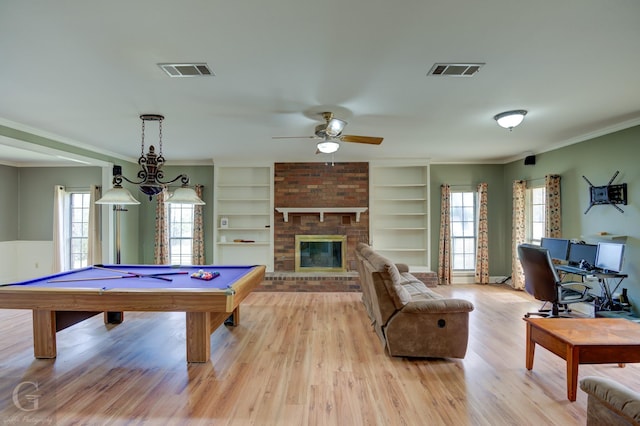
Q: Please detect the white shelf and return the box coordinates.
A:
[214,164,274,271]
[373,184,426,187]
[217,198,270,201]
[382,198,426,201]
[218,227,270,231]
[374,212,426,216]
[582,234,627,242]
[218,212,270,216]
[217,184,270,187]
[377,227,427,231]
[275,207,368,222]
[370,162,430,269]
[216,242,270,246]
[376,248,427,252]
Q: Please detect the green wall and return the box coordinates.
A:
[17,166,102,240]
[137,165,214,264]
[0,164,19,241]
[4,122,640,311]
[504,125,640,311]
[430,164,507,275]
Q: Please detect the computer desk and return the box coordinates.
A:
[556,265,627,311]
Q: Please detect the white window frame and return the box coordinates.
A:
[450,190,477,272]
[526,186,546,244]
[66,192,90,270]
[168,203,195,265]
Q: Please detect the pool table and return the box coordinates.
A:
[0,264,265,363]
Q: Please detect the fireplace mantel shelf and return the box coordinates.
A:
[275,207,368,222]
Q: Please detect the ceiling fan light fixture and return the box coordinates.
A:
[317,140,340,154]
[326,118,347,137]
[494,110,527,130]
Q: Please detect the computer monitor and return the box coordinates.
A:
[540,237,570,261]
[595,242,625,273]
[567,242,598,266]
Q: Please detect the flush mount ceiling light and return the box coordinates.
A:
[96,114,204,205]
[316,139,340,154]
[494,110,528,130]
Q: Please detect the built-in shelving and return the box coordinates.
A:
[214,165,274,271]
[370,161,430,269]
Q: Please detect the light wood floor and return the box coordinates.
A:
[2,285,640,425]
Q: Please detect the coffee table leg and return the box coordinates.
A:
[526,322,535,370]
[566,345,579,401]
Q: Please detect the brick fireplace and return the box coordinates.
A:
[256,161,436,292]
[273,162,369,272]
[295,234,347,272]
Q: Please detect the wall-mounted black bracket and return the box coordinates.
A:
[583,171,627,214]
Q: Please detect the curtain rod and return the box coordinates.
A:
[441,183,483,188]
[63,186,100,191]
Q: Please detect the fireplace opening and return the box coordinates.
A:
[295,235,347,272]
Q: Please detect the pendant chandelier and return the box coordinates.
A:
[96,114,204,205]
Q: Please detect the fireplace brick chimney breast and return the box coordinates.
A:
[274,162,369,271]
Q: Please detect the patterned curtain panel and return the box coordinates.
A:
[545,174,562,237]
[437,184,452,285]
[511,180,527,290]
[475,182,489,284]
[154,188,170,265]
[192,185,205,265]
[87,184,102,265]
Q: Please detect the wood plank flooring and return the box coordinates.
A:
[1,285,640,425]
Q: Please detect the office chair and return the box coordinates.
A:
[517,244,593,318]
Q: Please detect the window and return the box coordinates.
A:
[68,193,90,269]
[450,191,476,271]
[169,204,195,265]
[527,186,546,244]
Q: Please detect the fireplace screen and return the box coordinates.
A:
[295,235,347,272]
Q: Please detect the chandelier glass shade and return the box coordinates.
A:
[96,114,205,205]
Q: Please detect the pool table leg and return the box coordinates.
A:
[32,310,57,358]
[186,311,238,362]
[225,306,240,326]
[104,311,124,324]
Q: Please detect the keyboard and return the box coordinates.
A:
[558,265,591,274]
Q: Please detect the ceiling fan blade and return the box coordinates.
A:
[340,135,383,145]
[272,135,318,139]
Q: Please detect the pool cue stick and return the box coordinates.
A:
[47,275,138,283]
[92,265,173,282]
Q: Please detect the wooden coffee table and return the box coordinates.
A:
[524,317,640,401]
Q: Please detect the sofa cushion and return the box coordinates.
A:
[403,282,442,300]
[580,376,640,425]
[383,263,412,308]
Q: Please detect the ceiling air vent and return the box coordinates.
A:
[427,63,484,77]
[158,63,215,77]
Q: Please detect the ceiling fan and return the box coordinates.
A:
[273,112,383,154]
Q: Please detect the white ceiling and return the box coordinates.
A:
[1,0,640,166]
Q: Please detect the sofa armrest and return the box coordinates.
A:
[402,298,474,314]
[394,263,409,273]
[580,376,640,425]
